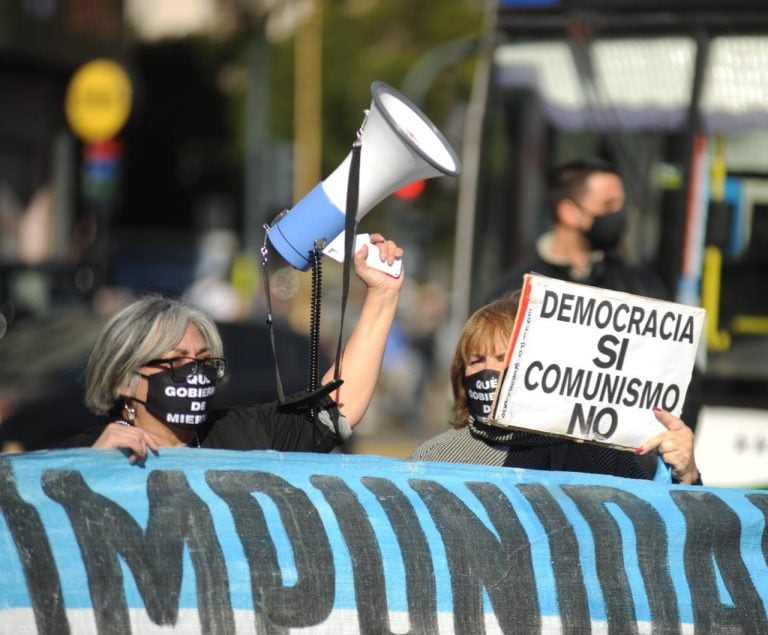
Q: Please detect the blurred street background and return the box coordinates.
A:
[2,0,768,487]
[0,0,481,458]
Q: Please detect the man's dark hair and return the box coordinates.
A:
[546,157,620,219]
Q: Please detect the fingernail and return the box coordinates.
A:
[652,406,661,412]
[634,447,645,455]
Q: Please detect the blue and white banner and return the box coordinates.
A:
[1,448,766,633]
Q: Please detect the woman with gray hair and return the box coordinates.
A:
[61,234,404,463]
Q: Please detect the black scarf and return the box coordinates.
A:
[469,417,647,478]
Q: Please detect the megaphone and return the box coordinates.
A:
[267,81,462,271]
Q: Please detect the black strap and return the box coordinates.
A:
[276,379,344,412]
[334,140,362,381]
[260,229,287,403]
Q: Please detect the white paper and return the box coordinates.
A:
[322,232,403,277]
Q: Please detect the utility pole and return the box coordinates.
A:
[293,0,323,201]
[243,17,270,251]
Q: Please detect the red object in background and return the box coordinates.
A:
[85,139,122,161]
[83,139,122,201]
[394,179,426,200]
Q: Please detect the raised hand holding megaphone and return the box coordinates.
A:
[266,81,462,272]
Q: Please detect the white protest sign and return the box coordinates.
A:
[491,274,705,450]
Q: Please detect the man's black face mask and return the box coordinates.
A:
[584,208,626,252]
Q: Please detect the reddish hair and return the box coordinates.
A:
[450,293,520,427]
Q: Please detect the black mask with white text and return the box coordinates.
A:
[584,208,626,252]
[463,369,500,424]
[137,361,217,428]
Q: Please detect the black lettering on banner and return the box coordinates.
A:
[312,475,438,634]
[42,469,233,634]
[563,485,680,633]
[518,484,591,633]
[206,471,333,632]
[410,479,540,634]
[310,475,389,634]
[671,490,768,631]
[362,477,439,634]
[0,459,69,634]
[746,493,768,569]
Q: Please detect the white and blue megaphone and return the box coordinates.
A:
[267,81,462,271]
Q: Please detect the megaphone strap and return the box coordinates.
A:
[334,138,362,383]
[260,225,287,404]
[276,379,345,412]
[261,132,363,412]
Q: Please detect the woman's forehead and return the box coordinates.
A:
[466,329,509,355]
[145,317,196,354]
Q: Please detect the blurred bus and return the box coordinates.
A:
[456,0,768,487]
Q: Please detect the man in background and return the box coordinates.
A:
[487,156,670,302]
[486,156,702,432]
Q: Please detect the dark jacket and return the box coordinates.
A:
[59,399,345,453]
[486,249,671,306]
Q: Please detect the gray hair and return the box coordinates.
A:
[85,294,224,415]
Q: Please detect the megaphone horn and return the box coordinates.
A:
[267,81,462,271]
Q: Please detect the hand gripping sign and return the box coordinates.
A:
[491,274,705,450]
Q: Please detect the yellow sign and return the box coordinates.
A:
[65,59,132,142]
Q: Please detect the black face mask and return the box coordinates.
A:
[463,369,500,424]
[584,209,626,252]
[137,361,217,429]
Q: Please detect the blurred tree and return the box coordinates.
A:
[270,0,482,172]
[115,0,483,250]
[268,0,484,279]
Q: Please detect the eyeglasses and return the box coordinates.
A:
[144,356,227,382]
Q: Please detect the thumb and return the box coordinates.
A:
[652,406,683,430]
